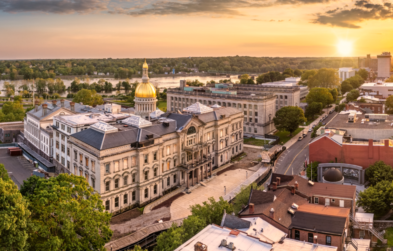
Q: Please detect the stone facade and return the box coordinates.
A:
[68,107,244,213]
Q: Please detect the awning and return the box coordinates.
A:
[18,143,55,172]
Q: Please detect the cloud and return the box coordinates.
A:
[313,0,393,28]
[109,0,332,17]
[0,0,107,14]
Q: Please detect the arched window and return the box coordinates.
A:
[144,188,148,198]
[187,126,196,135]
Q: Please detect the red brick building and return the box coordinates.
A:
[309,135,393,168]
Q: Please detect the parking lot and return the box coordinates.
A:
[0,149,34,188]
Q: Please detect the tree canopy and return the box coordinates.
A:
[341,82,353,94]
[273,106,306,135]
[357,181,393,217]
[72,89,104,107]
[0,164,30,251]
[365,161,393,186]
[307,68,340,89]
[356,69,369,80]
[346,89,360,102]
[21,174,112,250]
[306,87,334,107]
[305,102,323,119]
[386,96,393,114]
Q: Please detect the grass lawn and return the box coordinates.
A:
[231,152,247,162]
[157,100,167,112]
[274,127,304,144]
[243,138,270,146]
[385,227,393,246]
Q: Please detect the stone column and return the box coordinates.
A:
[187,171,189,189]
[196,168,199,184]
[210,164,212,178]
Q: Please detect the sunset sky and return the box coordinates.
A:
[1,0,393,59]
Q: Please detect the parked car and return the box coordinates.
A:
[303,133,307,137]
[308,128,312,132]
[298,136,303,141]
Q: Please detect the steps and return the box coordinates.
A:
[350,215,387,244]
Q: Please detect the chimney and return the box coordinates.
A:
[42,104,48,117]
[249,203,255,214]
[52,100,57,106]
[291,186,295,195]
[346,104,349,110]
[70,102,75,112]
[195,242,207,251]
[272,182,277,191]
[294,181,299,190]
[60,99,65,108]
[276,177,281,186]
[270,208,275,219]
[313,236,318,244]
[34,100,39,112]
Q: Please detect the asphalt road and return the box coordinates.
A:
[274,110,338,175]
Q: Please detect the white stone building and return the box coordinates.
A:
[338,68,356,82]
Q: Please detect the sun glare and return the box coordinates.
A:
[337,40,353,56]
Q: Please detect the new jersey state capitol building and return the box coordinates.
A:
[65,61,244,212]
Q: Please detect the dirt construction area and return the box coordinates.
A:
[241,147,262,162]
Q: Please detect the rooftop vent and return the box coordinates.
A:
[308,180,314,186]
[146,134,154,139]
[288,208,295,215]
[292,203,299,209]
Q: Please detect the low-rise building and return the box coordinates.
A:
[0,121,24,143]
[346,102,384,114]
[359,81,393,100]
[67,103,244,212]
[167,81,301,137]
[339,68,356,82]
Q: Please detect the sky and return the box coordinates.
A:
[0,0,393,59]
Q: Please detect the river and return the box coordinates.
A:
[0,75,240,91]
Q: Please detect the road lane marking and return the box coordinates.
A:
[284,144,309,175]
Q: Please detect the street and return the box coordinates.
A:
[274,109,338,175]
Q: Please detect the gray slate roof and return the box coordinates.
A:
[221,213,251,230]
[28,100,101,120]
[290,211,346,235]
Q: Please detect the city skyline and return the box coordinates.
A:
[1,0,393,59]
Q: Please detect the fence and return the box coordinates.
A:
[0,143,18,148]
[374,220,393,230]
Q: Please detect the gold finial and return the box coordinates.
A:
[143,59,148,69]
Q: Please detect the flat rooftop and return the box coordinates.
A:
[327,114,393,130]
[273,238,337,251]
[297,204,350,218]
[361,82,393,87]
[55,113,130,126]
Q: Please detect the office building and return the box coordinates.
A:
[377,52,391,78]
[338,68,356,82]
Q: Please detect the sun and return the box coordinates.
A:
[337,40,353,56]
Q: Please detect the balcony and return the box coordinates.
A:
[184,142,208,152]
[179,156,212,170]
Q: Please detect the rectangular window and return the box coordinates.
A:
[67,161,70,169]
[295,230,300,240]
[173,174,177,183]
[244,111,247,115]
[91,178,95,189]
[61,135,65,140]
[105,201,110,210]
[114,179,119,189]
[145,171,149,180]
[131,156,136,166]
[153,152,157,160]
[115,197,119,208]
[79,154,83,164]
[167,177,170,186]
[61,144,65,153]
[105,163,110,174]
[166,146,170,155]
[173,144,177,153]
[79,169,83,177]
[132,191,136,201]
[124,194,128,205]
[56,141,59,149]
[339,200,344,207]
[61,157,65,165]
[174,159,177,167]
[67,148,70,156]
[61,124,65,130]
[314,197,319,204]
[144,155,148,164]
[85,157,89,167]
[220,129,223,137]
[67,127,71,133]
[91,160,95,172]
[308,233,313,243]
[124,176,128,186]
[123,158,128,169]
[326,236,331,246]
[132,173,136,182]
[114,161,119,172]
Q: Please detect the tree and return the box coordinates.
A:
[306,88,334,107]
[386,96,393,114]
[357,181,393,217]
[294,69,302,77]
[273,106,306,136]
[181,215,206,242]
[346,89,360,102]
[14,95,22,103]
[386,75,393,82]
[365,161,393,186]
[305,102,323,119]
[73,89,104,107]
[341,81,353,94]
[330,88,338,102]
[301,70,317,81]
[283,68,294,77]
[154,223,184,251]
[356,69,369,80]
[233,183,263,214]
[240,74,250,84]
[306,162,319,181]
[190,197,233,226]
[358,97,367,103]
[344,75,364,89]
[307,68,340,89]
[131,246,148,251]
[21,174,112,250]
[0,164,30,250]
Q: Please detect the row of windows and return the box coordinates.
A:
[105,191,136,211]
[294,231,332,246]
[55,121,72,134]
[172,99,258,110]
[73,150,96,172]
[244,127,258,133]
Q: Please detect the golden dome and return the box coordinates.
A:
[143,59,148,69]
[135,82,156,98]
